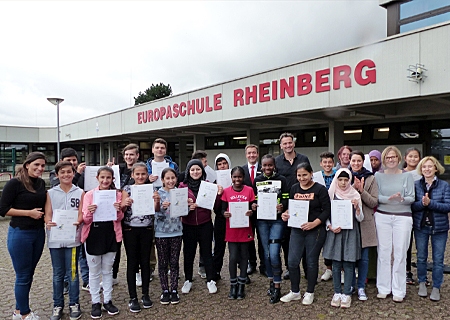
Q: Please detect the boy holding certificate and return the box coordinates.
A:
[221,166,255,300]
[45,161,84,320]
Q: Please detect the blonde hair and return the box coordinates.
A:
[416,156,445,176]
[381,146,402,167]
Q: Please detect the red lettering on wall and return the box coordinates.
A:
[205,96,213,112]
[355,59,376,85]
[187,100,195,115]
[297,74,312,96]
[272,80,278,100]
[173,104,179,118]
[259,82,270,102]
[280,77,295,99]
[245,85,257,105]
[333,65,352,90]
[196,98,205,113]
[315,68,330,93]
[179,102,186,117]
[234,89,244,107]
[213,94,222,110]
[159,107,166,119]
[166,105,172,119]
[138,112,143,124]
[154,108,160,121]
[147,110,153,122]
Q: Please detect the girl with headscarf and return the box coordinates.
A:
[322,168,363,309]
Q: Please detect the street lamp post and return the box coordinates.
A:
[47,98,64,161]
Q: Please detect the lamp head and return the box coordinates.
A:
[47,98,64,105]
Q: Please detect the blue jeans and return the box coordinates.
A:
[7,226,45,315]
[50,246,80,307]
[333,260,355,295]
[415,226,448,289]
[257,219,285,283]
[65,246,89,284]
[288,226,326,293]
[352,247,370,289]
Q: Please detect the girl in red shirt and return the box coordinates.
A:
[222,166,255,300]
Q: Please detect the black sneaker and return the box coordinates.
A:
[69,303,82,320]
[102,301,119,316]
[160,291,170,305]
[141,294,153,308]
[128,298,141,313]
[170,290,180,304]
[82,282,90,292]
[91,303,102,319]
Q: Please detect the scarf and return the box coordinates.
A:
[328,168,362,208]
[351,167,373,183]
[184,159,206,197]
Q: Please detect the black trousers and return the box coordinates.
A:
[213,215,227,275]
[182,221,214,282]
[248,214,265,270]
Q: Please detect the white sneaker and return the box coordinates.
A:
[207,280,217,294]
[340,294,351,308]
[331,293,341,307]
[112,277,119,285]
[358,288,368,301]
[280,290,301,303]
[12,311,21,320]
[321,269,332,281]
[302,292,314,305]
[23,311,40,320]
[198,267,206,279]
[136,273,142,287]
[341,270,345,284]
[181,280,192,294]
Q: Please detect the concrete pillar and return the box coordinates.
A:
[84,143,89,165]
[246,129,260,146]
[194,134,205,151]
[178,139,188,170]
[328,121,344,155]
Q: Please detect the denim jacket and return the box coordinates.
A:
[412,177,450,233]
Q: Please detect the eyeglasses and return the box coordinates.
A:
[385,156,398,161]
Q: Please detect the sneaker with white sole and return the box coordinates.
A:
[112,277,119,286]
[50,306,63,320]
[102,301,119,315]
[136,273,142,287]
[340,294,351,308]
[81,282,90,292]
[358,288,368,301]
[207,280,217,294]
[280,290,301,303]
[321,269,332,281]
[12,311,21,320]
[302,292,314,305]
[181,280,192,294]
[69,303,82,320]
[198,266,206,279]
[331,293,341,307]
[23,312,40,320]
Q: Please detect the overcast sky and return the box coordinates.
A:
[0,1,386,128]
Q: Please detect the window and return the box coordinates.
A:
[373,127,390,140]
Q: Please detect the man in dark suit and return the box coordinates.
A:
[242,144,266,277]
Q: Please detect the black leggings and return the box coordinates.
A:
[156,236,182,292]
[182,221,214,282]
[123,227,153,299]
[213,216,227,275]
[229,242,249,284]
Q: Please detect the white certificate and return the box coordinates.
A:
[84,166,101,191]
[331,200,353,229]
[93,190,117,222]
[288,199,309,228]
[313,171,326,187]
[49,209,78,242]
[257,192,278,220]
[170,188,189,218]
[363,154,372,172]
[205,165,217,183]
[215,169,232,187]
[130,184,155,216]
[111,165,121,189]
[151,161,169,187]
[196,181,218,210]
[229,202,249,228]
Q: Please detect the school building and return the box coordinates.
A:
[1,0,450,178]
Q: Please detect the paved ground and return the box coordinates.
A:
[1,217,450,320]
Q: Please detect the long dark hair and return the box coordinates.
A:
[402,147,421,169]
[97,166,117,190]
[16,152,47,193]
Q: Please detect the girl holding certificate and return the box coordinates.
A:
[322,168,363,309]
[154,167,184,305]
[179,159,222,294]
[81,166,125,318]
[280,162,330,305]
[45,161,84,320]
[121,163,159,312]
[0,152,47,320]
[222,166,255,300]
[252,154,289,304]
[375,146,414,303]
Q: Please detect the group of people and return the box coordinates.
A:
[1,134,449,320]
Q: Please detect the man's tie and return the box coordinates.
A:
[250,165,255,185]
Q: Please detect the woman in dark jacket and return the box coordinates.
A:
[412,156,450,302]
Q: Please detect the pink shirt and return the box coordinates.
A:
[221,185,255,242]
[81,187,124,243]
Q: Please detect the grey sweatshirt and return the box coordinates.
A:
[47,184,84,248]
[375,172,415,216]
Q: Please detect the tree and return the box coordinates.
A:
[134,83,172,105]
